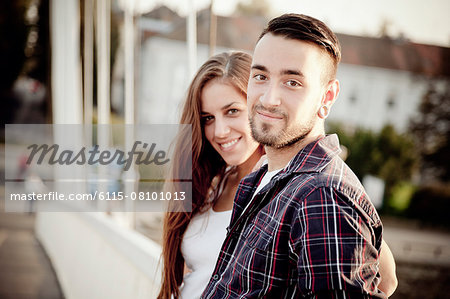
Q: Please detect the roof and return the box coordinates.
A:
[153,9,267,52]
[140,7,450,78]
[338,34,450,77]
[141,5,182,23]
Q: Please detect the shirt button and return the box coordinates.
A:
[212,274,219,280]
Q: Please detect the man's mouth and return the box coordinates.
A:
[256,110,283,121]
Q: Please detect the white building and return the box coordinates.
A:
[333,34,450,132]
[128,6,450,133]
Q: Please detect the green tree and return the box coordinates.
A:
[327,123,419,209]
[376,125,418,193]
[410,82,450,182]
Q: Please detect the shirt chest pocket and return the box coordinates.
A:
[236,212,292,291]
[242,213,278,251]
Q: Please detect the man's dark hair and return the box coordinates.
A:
[259,14,341,81]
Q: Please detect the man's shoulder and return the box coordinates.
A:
[282,156,380,225]
[287,154,361,194]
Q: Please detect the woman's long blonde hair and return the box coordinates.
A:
[158,51,253,299]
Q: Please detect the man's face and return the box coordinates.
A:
[248,33,330,148]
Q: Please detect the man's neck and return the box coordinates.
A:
[265,133,324,171]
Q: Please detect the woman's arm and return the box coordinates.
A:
[378,239,398,297]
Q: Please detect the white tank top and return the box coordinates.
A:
[180,207,232,298]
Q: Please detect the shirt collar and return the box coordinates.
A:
[230,135,342,228]
[278,134,342,176]
[242,134,342,186]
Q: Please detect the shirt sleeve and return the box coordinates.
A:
[290,187,386,298]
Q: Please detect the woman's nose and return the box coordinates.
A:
[214,118,231,138]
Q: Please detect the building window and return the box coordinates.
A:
[387,95,395,108]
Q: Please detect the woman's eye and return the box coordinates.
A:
[227,109,239,115]
[202,115,214,124]
[286,80,301,87]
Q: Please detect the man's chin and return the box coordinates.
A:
[252,128,311,149]
[251,130,282,147]
[250,120,291,147]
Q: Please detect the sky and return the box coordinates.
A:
[130,0,450,47]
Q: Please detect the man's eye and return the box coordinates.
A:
[286,80,301,87]
[253,74,266,81]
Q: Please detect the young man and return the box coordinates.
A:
[201,14,388,298]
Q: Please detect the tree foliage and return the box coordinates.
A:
[407,183,450,227]
[409,82,450,182]
[327,123,419,204]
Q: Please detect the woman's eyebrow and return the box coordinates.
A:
[221,102,241,110]
[201,102,241,115]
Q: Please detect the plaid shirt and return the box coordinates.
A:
[201,135,386,299]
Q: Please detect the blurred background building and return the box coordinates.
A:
[1,0,449,298]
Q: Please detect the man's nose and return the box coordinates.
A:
[259,83,281,107]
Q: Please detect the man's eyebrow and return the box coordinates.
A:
[251,64,267,72]
[281,69,304,77]
[252,65,304,78]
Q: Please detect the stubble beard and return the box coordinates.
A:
[249,106,315,149]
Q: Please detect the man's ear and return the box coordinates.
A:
[322,79,340,108]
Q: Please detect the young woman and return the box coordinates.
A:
[158,52,263,299]
[158,52,397,299]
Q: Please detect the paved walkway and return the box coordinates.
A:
[381,216,450,267]
[0,209,64,299]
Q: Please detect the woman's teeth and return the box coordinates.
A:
[221,138,239,148]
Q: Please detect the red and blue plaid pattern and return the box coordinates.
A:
[201,135,386,299]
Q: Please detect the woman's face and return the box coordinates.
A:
[201,79,259,166]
